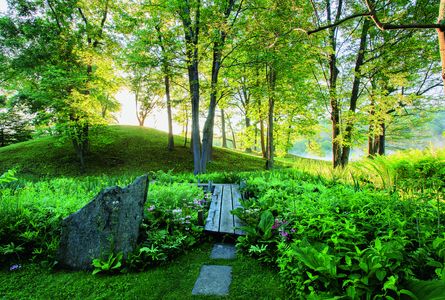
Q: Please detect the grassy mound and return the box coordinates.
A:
[0,125,268,178]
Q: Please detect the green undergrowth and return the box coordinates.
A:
[232,164,445,299]
[0,172,215,270]
[2,135,445,299]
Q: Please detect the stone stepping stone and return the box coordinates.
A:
[191,265,232,296]
[209,243,237,259]
[191,243,237,295]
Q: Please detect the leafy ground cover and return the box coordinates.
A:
[231,149,445,299]
[2,128,445,299]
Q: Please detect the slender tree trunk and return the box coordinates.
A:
[438,0,445,94]
[340,18,370,168]
[227,115,237,149]
[201,92,218,173]
[165,74,174,151]
[221,108,227,148]
[156,25,175,151]
[184,105,189,147]
[368,127,376,157]
[327,0,343,169]
[245,115,252,152]
[254,125,258,151]
[101,98,108,118]
[260,115,266,158]
[266,67,277,171]
[378,122,385,155]
[240,85,252,152]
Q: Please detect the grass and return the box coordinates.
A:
[1,241,287,300]
[0,125,272,179]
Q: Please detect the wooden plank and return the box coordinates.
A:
[231,185,246,236]
[205,184,222,232]
[219,185,235,234]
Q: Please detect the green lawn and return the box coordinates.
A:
[1,241,288,300]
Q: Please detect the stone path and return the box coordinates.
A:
[191,243,237,296]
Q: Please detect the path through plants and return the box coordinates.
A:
[192,243,237,296]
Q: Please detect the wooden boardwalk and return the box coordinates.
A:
[205,184,246,236]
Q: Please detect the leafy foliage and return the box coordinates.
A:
[232,162,445,299]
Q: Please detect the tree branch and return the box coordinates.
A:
[268,0,440,48]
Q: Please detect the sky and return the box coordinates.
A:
[114,89,176,133]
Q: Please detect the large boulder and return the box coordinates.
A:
[55,174,149,270]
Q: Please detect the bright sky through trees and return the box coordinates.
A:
[0,0,5,13]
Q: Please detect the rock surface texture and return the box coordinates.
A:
[55,174,149,270]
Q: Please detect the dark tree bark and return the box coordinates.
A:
[227,114,237,149]
[266,66,277,171]
[201,0,237,173]
[437,1,445,93]
[327,0,343,169]
[340,18,370,168]
[242,87,252,152]
[155,25,175,151]
[257,97,267,158]
[184,105,189,147]
[165,74,175,151]
[179,0,202,175]
[221,108,228,148]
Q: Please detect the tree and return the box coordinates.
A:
[128,69,165,127]
[0,104,32,147]
[1,0,122,173]
[200,0,244,173]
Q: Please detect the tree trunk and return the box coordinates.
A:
[200,0,235,173]
[438,0,445,94]
[71,123,89,174]
[340,18,370,168]
[327,0,343,169]
[180,0,201,175]
[190,67,201,175]
[201,84,218,173]
[245,114,252,152]
[1,127,4,147]
[254,125,258,151]
[184,105,189,147]
[221,108,227,148]
[240,85,252,152]
[137,113,146,127]
[368,127,376,157]
[266,68,277,171]
[373,134,380,155]
[378,122,385,155]
[156,25,175,151]
[165,74,175,151]
[227,115,237,149]
[260,115,266,158]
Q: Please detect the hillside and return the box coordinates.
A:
[0,125,269,178]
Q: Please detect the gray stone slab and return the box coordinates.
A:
[209,243,237,259]
[56,174,149,270]
[192,265,232,296]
